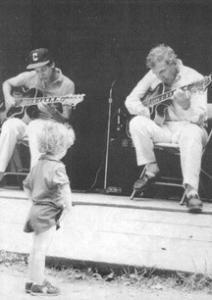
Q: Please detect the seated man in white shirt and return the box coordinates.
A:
[125,44,208,213]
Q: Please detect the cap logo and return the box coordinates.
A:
[32,52,39,61]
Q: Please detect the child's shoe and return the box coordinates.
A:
[25,282,33,293]
[30,279,60,296]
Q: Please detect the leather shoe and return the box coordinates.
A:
[186,195,203,213]
[133,174,155,192]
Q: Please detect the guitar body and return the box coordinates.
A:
[1,89,85,124]
[143,83,172,121]
[7,88,42,119]
[141,74,212,125]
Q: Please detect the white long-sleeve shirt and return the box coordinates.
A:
[125,62,208,124]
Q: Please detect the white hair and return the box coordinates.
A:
[146,44,178,69]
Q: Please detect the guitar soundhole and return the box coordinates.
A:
[156,100,172,117]
[25,105,40,119]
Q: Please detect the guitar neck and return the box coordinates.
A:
[16,94,85,107]
[143,75,211,108]
[143,90,175,107]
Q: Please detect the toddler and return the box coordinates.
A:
[23,121,75,296]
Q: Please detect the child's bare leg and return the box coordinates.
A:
[28,226,56,284]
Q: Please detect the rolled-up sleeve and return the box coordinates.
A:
[23,173,32,191]
[52,165,70,187]
[125,70,156,117]
[186,74,208,123]
[189,90,207,121]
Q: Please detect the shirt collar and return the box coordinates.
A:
[52,68,63,84]
[174,59,183,83]
[39,154,61,162]
[39,68,63,89]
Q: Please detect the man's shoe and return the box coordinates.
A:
[30,280,60,296]
[187,195,203,213]
[133,174,155,192]
[25,282,33,293]
[0,172,4,181]
[0,172,5,186]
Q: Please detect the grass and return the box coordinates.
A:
[1,250,212,294]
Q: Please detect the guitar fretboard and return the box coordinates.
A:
[142,75,211,108]
[17,94,85,107]
[143,90,174,107]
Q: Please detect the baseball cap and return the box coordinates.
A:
[26,48,52,69]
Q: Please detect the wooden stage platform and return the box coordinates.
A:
[0,188,212,275]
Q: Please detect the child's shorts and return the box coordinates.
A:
[24,203,63,234]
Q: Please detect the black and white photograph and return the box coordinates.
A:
[0,0,212,299]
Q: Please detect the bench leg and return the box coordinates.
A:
[130,189,137,200]
[130,167,146,200]
[179,190,186,205]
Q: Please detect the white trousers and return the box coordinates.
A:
[129,116,208,190]
[0,118,49,172]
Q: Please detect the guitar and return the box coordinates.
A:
[0,88,85,122]
[142,74,212,121]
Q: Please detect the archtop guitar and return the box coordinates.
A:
[0,87,85,122]
[142,74,212,122]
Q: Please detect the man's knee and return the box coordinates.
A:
[180,124,204,143]
[129,116,150,134]
[1,118,23,133]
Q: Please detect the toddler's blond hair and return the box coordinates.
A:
[38,121,75,155]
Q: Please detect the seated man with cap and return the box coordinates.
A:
[0,48,75,178]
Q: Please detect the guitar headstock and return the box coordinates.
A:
[62,94,85,106]
[203,74,212,89]
[188,74,212,93]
